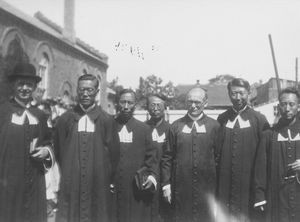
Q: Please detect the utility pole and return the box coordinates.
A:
[268,34,281,95]
[296,57,298,88]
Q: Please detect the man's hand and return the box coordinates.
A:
[257,205,265,212]
[288,159,300,173]
[163,185,171,204]
[142,178,154,190]
[30,147,49,161]
[110,184,116,194]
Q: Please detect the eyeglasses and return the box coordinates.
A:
[187,100,206,106]
[77,87,97,95]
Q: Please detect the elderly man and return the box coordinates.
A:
[114,89,158,222]
[216,78,269,221]
[0,63,53,222]
[146,94,171,221]
[161,86,220,222]
[54,74,120,222]
[254,87,300,222]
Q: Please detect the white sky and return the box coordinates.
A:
[7,0,300,88]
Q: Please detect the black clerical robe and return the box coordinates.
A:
[54,105,120,222]
[115,116,158,222]
[0,99,52,222]
[161,114,219,222]
[146,118,171,221]
[254,118,300,222]
[217,106,269,221]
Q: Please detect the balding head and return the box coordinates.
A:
[186,87,207,117]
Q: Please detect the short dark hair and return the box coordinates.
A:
[227,78,250,92]
[116,88,136,103]
[147,94,166,108]
[78,74,99,89]
[278,87,300,101]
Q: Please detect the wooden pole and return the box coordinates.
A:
[296,57,298,88]
[268,34,281,94]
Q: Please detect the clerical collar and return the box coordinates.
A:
[79,103,96,113]
[232,105,248,114]
[188,112,203,121]
[14,97,31,109]
[149,117,164,127]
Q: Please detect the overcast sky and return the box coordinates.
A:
[7,0,300,88]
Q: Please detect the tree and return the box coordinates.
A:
[136,75,176,109]
[107,77,124,95]
[208,74,235,85]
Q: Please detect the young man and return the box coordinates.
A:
[254,87,300,222]
[146,94,171,221]
[216,78,269,221]
[0,63,53,222]
[114,89,158,222]
[161,87,220,222]
[54,74,120,222]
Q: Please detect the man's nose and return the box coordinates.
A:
[22,84,30,90]
[124,102,129,109]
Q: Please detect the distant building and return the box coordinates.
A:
[253,77,297,106]
[0,0,109,109]
[252,77,298,125]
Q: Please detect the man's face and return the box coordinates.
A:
[278,93,299,121]
[186,88,207,117]
[13,77,36,103]
[118,92,136,118]
[77,79,99,109]
[148,96,165,120]
[228,86,249,111]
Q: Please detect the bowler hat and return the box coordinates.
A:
[8,63,41,83]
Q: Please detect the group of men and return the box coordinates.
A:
[0,62,299,222]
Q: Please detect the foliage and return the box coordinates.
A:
[135,75,176,109]
[107,77,124,95]
[208,74,235,85]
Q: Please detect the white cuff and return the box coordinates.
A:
[162,184,171,191]
[147,175,157,190]
[254,200,267,208]
[44,146,55,171]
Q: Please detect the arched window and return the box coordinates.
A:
[4,37,29,73]
[38,53,49,97]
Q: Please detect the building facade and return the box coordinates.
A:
[0,0,109,108]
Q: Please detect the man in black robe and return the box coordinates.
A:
[216,78,269,221]
[54,74,120,222]
[161,87,219,222]
[0,63,53,222]
[114,89,158,222]
[145,94,171,222]
[254,87,300,222]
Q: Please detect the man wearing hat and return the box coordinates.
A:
[0,63,54,222]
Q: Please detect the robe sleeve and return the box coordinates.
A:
[37,110,55,169]
[106,117,120,184]
[143,126,159,180]
[161,124,176,187]
[254,130,270,206]
[53,114,69,165]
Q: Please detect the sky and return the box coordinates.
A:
[7,0,300,88]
